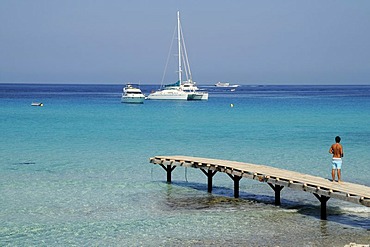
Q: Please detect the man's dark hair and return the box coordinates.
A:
[335,136,341,143]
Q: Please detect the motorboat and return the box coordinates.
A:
[121,84,145,104]
[31,102,43,106]
[147,11,208,101]
[215,82,239,88]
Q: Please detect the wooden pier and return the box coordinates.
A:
[150,155,370,220]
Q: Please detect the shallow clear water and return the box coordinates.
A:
[0,84,369,246]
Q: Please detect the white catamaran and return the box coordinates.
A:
[147,11,208,100]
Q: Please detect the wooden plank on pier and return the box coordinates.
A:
[149,155,370,207]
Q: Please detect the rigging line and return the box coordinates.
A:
[180,25,189,81]
[180,24,193,81]
[181,47,190,81]
[160,24,177,87]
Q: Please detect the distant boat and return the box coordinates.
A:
[215,82,239,88]
[147,11,208,101]
[121,84,145,104]
[31,102,43,106]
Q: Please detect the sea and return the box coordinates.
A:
[0,83,369,246]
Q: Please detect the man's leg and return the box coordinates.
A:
[337,169,341,182]
[332,169,335,182]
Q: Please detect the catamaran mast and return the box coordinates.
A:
[178,11,193,83]
[177,11,182,84]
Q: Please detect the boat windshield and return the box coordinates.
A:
[127,91,143,94]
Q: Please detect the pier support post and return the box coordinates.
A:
[227,174,242,198]
[160,164,176,183]
[268,183,284,206]
[200,168,217,193]
[314,193,330,220]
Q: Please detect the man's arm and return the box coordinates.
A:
[329,145,333,154]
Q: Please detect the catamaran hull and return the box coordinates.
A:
[190,92,208,100]
[146,91,191,100]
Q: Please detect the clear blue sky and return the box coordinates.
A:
[1,0,370,85]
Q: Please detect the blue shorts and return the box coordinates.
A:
[332,158,342,170]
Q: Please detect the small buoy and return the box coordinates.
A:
[230,103,234,107]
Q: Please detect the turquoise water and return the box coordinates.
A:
[0,84,369,246]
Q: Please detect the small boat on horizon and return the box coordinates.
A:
[214,82,239,88]
[121,84,145,104]
[31,102,43,106]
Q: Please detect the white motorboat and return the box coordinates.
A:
[147,11,208,101]
[31,102,43,106]
[121,84,145,104]
[215,82,239,88]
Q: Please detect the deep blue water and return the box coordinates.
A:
[0,83,369,246]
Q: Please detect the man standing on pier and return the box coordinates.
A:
[329,136,344,182]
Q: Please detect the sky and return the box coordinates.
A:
[1,0,370,85]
